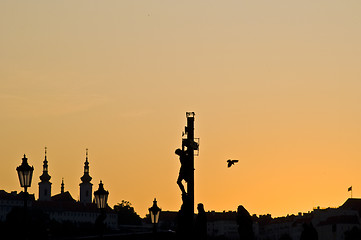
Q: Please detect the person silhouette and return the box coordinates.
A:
[195,203,207,240]
[236,205,255,240]
[175,148,192,196]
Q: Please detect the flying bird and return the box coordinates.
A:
[227,159,239,168]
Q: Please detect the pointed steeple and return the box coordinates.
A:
[61,178,64,194]
[81,148,92,183]
[40,147,51,182]
[38,147,52,201]
[80,148,93,204]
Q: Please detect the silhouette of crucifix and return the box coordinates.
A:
[175,148,192,197]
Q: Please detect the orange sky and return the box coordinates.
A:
[1,1,361,217]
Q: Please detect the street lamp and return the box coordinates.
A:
[149,198,161,234]
[94,181,109,239]
[16,154,34,239]
[16,154,34,208]
[94,180,109,209]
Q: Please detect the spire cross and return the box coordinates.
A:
[44,146,48,162]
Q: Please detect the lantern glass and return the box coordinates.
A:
[16,155,34,188]
[150,210,160,224]
[94,181,109,209]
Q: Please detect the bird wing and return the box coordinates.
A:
[232,160,239,163]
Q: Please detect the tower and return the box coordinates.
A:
[39,147,52,201]
[80,149,92,204]
[61,178,64,194]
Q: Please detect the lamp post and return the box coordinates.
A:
[16,154,34,209]
[94,181,109,239]
[16,154,34,239]
[149,198,161,237]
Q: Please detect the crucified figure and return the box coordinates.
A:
[175,148,192,196]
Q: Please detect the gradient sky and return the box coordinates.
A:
[1,1,361,217]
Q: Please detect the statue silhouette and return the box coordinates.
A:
[195,203,207,240]
[175,148,192,196]
[236,205,255,240]
[176,194,193,239]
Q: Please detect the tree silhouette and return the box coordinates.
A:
[114,200,142,225]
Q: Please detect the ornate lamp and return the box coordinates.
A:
[94,181,109,209]
[94,181,109,239]
[149,198,161,230]
[16,154,34,238]
[16,154,34,191]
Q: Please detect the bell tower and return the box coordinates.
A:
[80,149,93,204]
[39,147,52,201]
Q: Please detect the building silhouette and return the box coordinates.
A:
[38,147,51,201]
[148,201,361,240]
[0,190,35,222]
[254,202,361,240]
[0,149,117,231]
[38,148,94,204]
[80,148,93,204]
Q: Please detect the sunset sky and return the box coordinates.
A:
[1,1,361,218]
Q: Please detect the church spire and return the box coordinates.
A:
[38,147,52,201]
[40,147,51,182]
[80,148,93,204]
[81,148,92,183]
[61,178,64,194]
